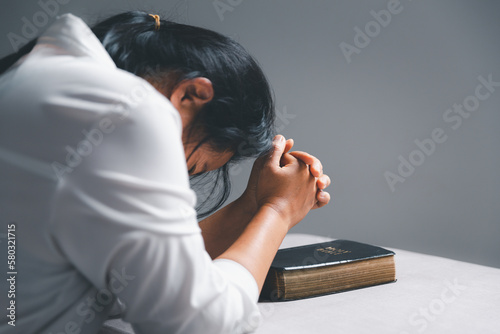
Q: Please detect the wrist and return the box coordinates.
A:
[238,190,259,216]
[258,202,292,231]
[216,203,291,289]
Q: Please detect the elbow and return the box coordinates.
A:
[185,287,263,334]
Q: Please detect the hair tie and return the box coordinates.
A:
[149,14,161,31]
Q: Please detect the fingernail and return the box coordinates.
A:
[274,135,285,142]
[314,163,321,173]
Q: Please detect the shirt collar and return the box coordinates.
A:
[37,13,116,69]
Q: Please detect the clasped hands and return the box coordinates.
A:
[242,135,331,230]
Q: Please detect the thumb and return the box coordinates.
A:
[267,135,286,167]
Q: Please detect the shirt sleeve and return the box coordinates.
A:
[49,88,262,334]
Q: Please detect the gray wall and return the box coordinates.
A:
[1,0,499,268]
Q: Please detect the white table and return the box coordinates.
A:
[101,234,500,334]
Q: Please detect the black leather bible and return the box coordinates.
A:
[260,239,396,301]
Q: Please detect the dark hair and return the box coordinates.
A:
[0,11,275,218]
[0,38,37,74]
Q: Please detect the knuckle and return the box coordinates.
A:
[272,142,283,151]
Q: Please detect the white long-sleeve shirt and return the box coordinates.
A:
[0,14,261,334]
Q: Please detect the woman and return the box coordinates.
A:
[0,11,330,334]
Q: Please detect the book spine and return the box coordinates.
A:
[260,269,285,301]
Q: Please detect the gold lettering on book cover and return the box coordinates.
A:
[316,246,351,255]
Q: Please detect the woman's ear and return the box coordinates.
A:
[170,77,214,111]
[168,77,214,138]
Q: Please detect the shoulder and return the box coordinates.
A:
[21,50,181,133]
[11,13,181,132]
[3,49,183,171]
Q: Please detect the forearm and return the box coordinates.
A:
[215,205,289,291]
[199,193,257,259]
[202,135,330,292]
